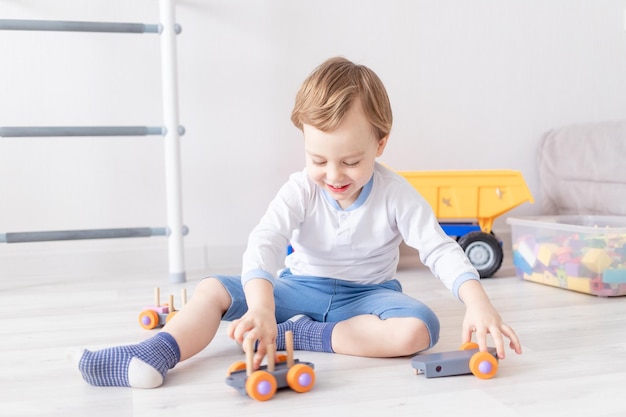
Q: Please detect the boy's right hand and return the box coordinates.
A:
[227,278,277,369]
[227,307,277,369]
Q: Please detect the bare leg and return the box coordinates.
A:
[331,315,430,357]
[76,277,232,388]
[163,277,232,361]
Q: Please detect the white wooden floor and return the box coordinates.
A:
[2,243,626,417]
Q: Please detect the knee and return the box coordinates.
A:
[396,318,439,355]
[193,277,232,312]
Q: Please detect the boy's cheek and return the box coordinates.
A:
[305,166,322,179]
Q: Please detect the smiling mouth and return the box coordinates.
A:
[327,184,350,193]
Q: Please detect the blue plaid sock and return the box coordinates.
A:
[276,315,336,353]
[77,332,180,388]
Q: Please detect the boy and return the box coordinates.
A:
[76,56,521,388]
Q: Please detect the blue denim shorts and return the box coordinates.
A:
[212,269,440,347]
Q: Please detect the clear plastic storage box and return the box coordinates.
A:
[507,215,626,296]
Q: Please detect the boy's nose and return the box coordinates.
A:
[326,164,343,182]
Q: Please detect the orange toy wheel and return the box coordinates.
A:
[469,351,498,379]
[165,311,178,324]
[246,371,277,401]
[226,361,247,376]
[276,353,288,363]
[138,310,159,330]
[459,342,479,351]
[286,364,316,393]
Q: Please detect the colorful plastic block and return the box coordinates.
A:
[517,240,537,268]
[567,276,591,294]
[581,248,613,274]
[537,243,559,267]
[602,269,626,284]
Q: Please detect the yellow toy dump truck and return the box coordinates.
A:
[396,169,534,278]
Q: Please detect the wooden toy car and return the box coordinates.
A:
[138,287,187,330]
[226,331,316,401]
[411,342,499,379]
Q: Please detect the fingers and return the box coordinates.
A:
[488,327,506,359]
[227,318,248,343]
[226,320,237,340]
[461,324,474,344]
[228,317,264,344]
[489,323,522,358]
[229,317,278,370]
[253,344,267,370]
[463,323,521,359]
[502,324,523,355]
[241,335,278,370]
[474,327,489,353]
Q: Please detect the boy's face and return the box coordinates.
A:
[303,100,388,210]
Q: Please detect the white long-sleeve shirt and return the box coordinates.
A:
[242,163,479,299]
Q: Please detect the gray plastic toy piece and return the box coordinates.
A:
[411,347,498,378]
[226,359,315,396]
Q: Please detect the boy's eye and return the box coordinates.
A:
[312,160,326,166]
[343,161,360,167]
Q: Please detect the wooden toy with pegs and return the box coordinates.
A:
[138,287,187,330]
[411,342,499,379]
[225,331,316,401]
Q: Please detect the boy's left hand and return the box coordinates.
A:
[459,280,522,359]
[462,302,522,359]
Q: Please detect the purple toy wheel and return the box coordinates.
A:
[138,310,159,330]
[478,360,493,374]
[256,380,273,395]
[246,371,277,401]
[287,364,316,393]
[299,373,312,386]
[469,351,498,379]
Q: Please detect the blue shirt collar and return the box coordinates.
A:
[322,175,374,211]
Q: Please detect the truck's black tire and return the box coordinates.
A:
[457,231,503,278]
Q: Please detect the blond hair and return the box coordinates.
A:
[291,57,392,140]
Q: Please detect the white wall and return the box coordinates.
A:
[1,0,626,276]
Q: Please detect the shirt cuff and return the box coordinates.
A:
[242,268,276,288]
[452,272,480,301]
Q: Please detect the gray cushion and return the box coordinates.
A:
[538,120,626,215]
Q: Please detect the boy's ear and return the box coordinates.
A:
[376,135,389,157]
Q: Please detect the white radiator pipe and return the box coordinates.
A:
[160,0,186,283]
